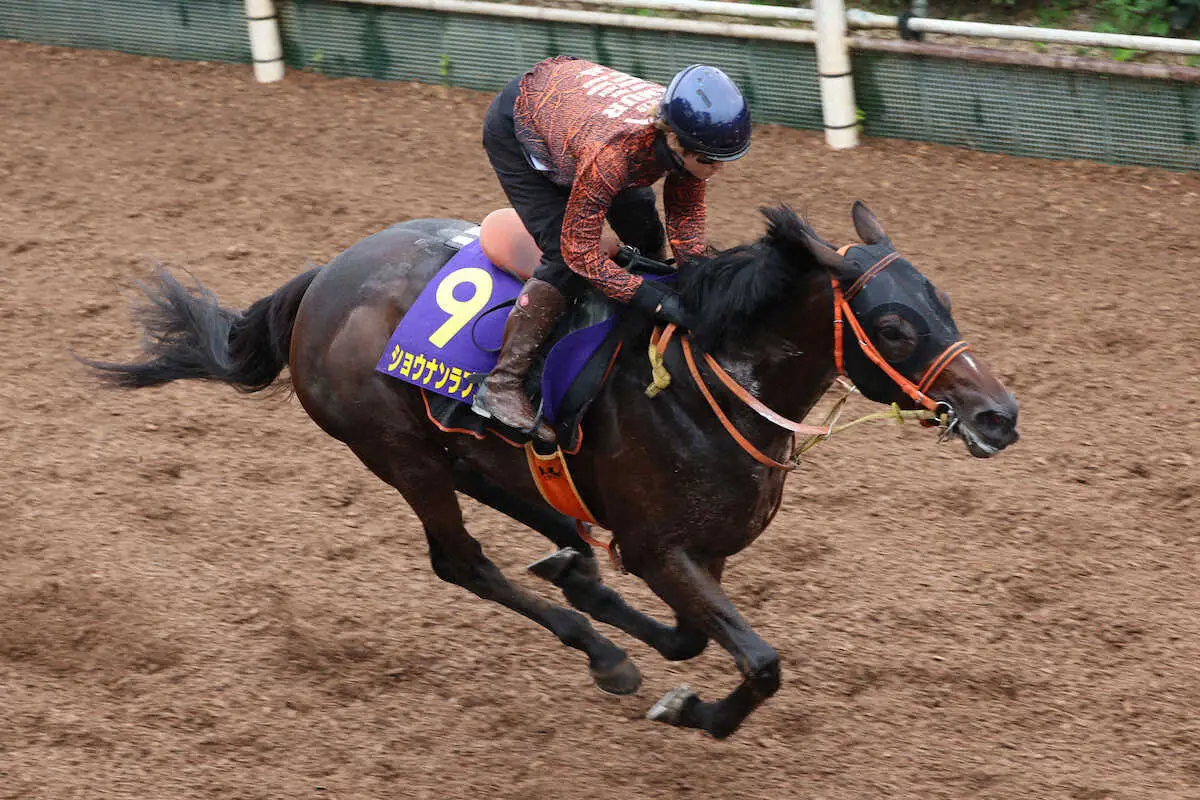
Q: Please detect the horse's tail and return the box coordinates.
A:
[84,266,321,392]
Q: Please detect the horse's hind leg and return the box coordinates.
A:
[638,550,779,739]
[531,549,710,663]
[452,467,709,663]
[352,439,641,695]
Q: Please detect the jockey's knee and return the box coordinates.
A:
[607,190,665,257]
[532,259,586,297]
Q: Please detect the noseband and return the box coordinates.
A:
[648,244,971,471]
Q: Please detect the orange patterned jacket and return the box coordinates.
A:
[513,56,707,303]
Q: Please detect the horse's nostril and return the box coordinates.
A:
[975,408,1013,433]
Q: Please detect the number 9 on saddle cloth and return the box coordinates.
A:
[374,212,673,452]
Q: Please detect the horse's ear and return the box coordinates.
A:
[798,227,859,281]
[851,200,892,247]
[762,206,858,280]
[761,206,805,256]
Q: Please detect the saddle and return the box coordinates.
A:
[376,209,671,453]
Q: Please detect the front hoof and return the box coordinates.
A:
[646,685,698,725]
[590,656,641,696]
[526,547,582,583]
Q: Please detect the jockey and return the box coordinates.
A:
[472,55,752,443]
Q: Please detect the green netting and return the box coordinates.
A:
[0,0,250,63]
[276,1,823,129]
[856,50,1200,170]
[3,0,1199,170]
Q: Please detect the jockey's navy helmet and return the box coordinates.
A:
[660,65,752,162]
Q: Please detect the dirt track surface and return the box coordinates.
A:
[2,41,1199,800]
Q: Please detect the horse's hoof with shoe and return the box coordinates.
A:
[590,655,642,695]
[527,546,585,584]
[646,685,699,725]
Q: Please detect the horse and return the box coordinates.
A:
[85,201,1019,739]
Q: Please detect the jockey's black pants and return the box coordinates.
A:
[481,76,666,297]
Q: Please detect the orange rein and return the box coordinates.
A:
[655,247,970,471]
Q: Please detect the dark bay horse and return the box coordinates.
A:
[86,202,1018,739]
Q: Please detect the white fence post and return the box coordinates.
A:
[813,0,858,149]
[245,0,285,83]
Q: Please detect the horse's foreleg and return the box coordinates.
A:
[354,439,641,696]
[530,548,710,662]
[450,468,709,662]
[639,550,779,739]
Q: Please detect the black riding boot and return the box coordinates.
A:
[472,278,566,443]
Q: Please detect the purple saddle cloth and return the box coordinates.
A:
[374,239,618,427]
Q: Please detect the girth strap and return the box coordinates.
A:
[525,443,599,525]
[524,443,621,569]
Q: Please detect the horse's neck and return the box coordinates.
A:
[601,274,838,458]
[704,276,839,423]
[713,341,834,425]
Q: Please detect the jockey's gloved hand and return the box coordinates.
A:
[631,280,692,329]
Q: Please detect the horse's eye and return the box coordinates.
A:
[874,314,917,362]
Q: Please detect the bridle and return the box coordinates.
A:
[832,243,970,416]
[647,245,971,471]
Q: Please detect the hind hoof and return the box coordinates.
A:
[527,547,582,583]
[646,685,698,725]
[591,656,641,696]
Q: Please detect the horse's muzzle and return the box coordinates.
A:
[948,393,1019,458]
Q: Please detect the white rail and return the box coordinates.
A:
[904,14,1200,55]
[341,0,818,42]
[337,0,1200,55]
[515,0,1200,54]
[568,0,817,22]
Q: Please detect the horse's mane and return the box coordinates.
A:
[675,205,825,350]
